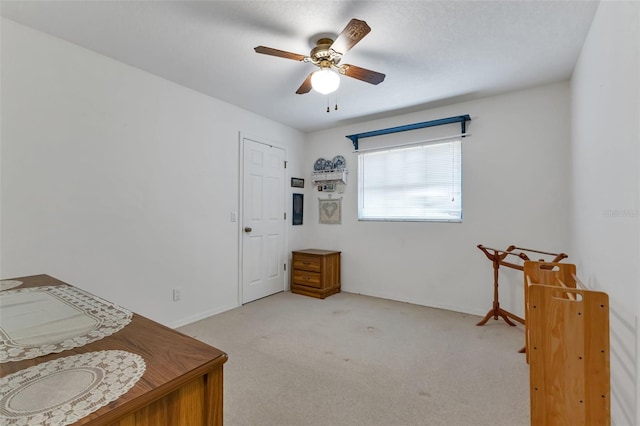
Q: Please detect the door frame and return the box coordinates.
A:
[237,132,289,305]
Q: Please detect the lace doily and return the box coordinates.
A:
[0,286,132,363]
[0,350,146,426]
[0,280,23,292]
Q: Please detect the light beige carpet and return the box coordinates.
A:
[179,291,529,426]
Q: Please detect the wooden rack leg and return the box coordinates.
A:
[477,256,524,327]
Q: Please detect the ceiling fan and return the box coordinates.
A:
[254,18,386,95]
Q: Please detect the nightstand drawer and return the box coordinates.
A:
[293,255,321,272]
[291,249,341,299]
[293,270,321,288]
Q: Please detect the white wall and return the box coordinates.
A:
[570,2,640,424]
[303,82,572,318]
[0,19,305,327]
[3,9,637,421]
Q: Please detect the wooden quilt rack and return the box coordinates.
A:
[475,244,568,328]
[525,261,610,425]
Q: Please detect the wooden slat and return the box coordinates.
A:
[528,283,610,425]
[524,262,577,363]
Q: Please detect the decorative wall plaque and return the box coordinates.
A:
[319,198,341,224]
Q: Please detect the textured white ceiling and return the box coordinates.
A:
[1,1,599,132]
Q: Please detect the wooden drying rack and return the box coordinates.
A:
[476,244,568,327]
[525,261,610,425]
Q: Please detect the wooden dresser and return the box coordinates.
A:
[291,249,341,299]
[0,274,227,425]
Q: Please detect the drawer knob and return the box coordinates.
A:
[244,227,252,233]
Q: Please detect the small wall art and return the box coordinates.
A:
[319,198,341,225]
[322,183,335,192]
[292,193,304,225]
[291,177,304,188]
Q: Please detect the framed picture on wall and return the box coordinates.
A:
[291,177,305,188]
[322,183,335,192]
[319,198,341,224]
[292,193,304,225]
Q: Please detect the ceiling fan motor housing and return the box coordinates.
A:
[309,38,342,67]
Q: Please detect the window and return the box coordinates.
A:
[357,140,462,222]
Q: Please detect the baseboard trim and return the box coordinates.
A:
[168,303,239,329]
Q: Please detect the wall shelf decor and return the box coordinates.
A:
[311,169,348,185]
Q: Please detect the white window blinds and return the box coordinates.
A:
[357,140,462,222]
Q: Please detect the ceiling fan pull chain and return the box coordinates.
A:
[322,89,338,113]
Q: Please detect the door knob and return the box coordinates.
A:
[244,227,252,233]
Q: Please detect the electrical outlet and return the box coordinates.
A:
[172,288,182,302]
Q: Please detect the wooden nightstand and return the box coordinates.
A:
[291,249,341,299]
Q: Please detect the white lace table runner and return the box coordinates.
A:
[0,285,132,363]
[0,280,23,292]
[0,350,146,426]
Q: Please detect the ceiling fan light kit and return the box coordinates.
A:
[254,18,385,100]
[311,68,340,94]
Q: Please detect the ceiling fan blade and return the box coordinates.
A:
[339,64,385,85]
[330,19,371,54]
[254,46,306,61]
[296,73,314,94]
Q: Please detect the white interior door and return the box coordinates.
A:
[242,138,286,303]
